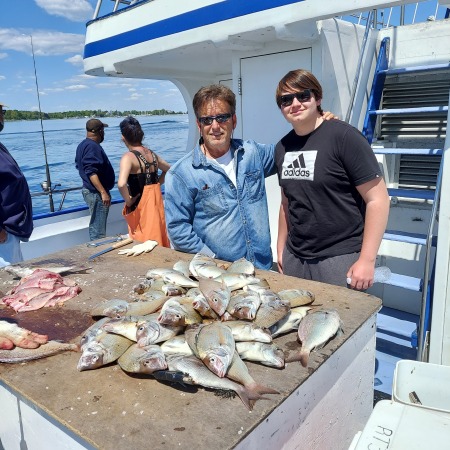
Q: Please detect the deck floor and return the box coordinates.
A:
[375,306,419,394]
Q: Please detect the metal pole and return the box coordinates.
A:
[29,35,54,212]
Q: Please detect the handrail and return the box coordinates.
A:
[345,9,375,123]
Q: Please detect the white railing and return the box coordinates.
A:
[91,0,449,22]
[340,1,448,28]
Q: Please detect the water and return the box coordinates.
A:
[1,115,189,215]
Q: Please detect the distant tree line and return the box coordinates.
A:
[4,109,186,121]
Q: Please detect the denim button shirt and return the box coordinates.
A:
[164,139,276,269]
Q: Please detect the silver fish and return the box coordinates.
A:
[157,297,202,326]
[224,321,272,343]
[161,284,187,296]
[173,260,191,278]
[136,317,183,346]
[133,279,154,294]
[216,273,261,291]
[198,278,230,316]
[236,342,285,369]
[90,298,165,318]
[227,351,279,397]
[4,264,90,278]
[227,291,261,320]
[101,315,149,341]
[160,336,194,357]
[278,289,315,307]
[0,341,79,363]
[166,354,253,411]
[196,264,226,279]
[226,258,255,275]
[80,317,111,349]
[295,309,344,368]
[189,253,216,278]
[118,344,167,374]
[195,322,235,378]
[145,267,179,279]
[192,293,219,319]
[143,289,167,301]
[163,272,199,288]
[77,332,133,371]
[254,290,291,329]
[269,306,311,338]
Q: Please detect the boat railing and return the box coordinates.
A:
[30,185,83,213]
[91,1,449,25]
[30,180,125,216]
[341,1,448,28]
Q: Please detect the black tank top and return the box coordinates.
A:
[127,149,159,198]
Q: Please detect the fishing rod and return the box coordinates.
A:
[28,34,55,212]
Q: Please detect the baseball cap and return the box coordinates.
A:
[0,102,8,108]
[86,118,108,132]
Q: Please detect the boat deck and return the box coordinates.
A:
[0,244,381,449]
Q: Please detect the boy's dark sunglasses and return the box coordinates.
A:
[198,113,232,125]
[279,89,312,107]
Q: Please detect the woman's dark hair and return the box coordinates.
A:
[120,116,144,145]
[193,84,236,118]
[276,69,324,115]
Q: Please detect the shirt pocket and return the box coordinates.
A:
[244,170,264,204]
[198,184,229,214]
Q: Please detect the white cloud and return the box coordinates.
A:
[0,29,84,56]
[35,0,93,22]
[0,52,7,60]
[65,84,88,91]
[0,75,5,81]
[128,92,143,101]
[65,54,83,66]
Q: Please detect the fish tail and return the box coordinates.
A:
[252,382,279,396]
[236,386,253,411]
[299,350,310,368]
[284,350,302,363]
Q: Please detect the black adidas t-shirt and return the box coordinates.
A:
[275,120,382,259]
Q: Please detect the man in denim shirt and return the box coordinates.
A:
[164,85,276,270]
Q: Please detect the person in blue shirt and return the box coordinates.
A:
[0,102,33,267]
[75,119,115,241]
[164,85,276,270]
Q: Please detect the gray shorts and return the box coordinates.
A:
[282,247,360,287]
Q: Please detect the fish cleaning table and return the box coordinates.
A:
[0,244,381,450]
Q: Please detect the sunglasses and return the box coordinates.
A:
[198,113,232,125]
[279,89,312,107]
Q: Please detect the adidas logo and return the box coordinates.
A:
[283,153,310,177]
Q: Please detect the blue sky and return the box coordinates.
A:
[0,0,187,113]
[1,1,447,114]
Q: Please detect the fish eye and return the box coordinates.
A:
[138,326,145,332]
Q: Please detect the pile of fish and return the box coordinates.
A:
[1,269,82,312]
[77,253,343,410]
[0,320,78,363]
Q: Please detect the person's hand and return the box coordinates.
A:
[277,250,284,274]
[100,191,111,206]
[0,228,7,244]
[346,259,375,291]
[118,240,158,256]
[0,321,49,349]
[322,111,339,121]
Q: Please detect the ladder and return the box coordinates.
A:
[362,37,450,360]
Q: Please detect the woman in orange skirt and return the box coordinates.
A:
[117,116,171,247]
